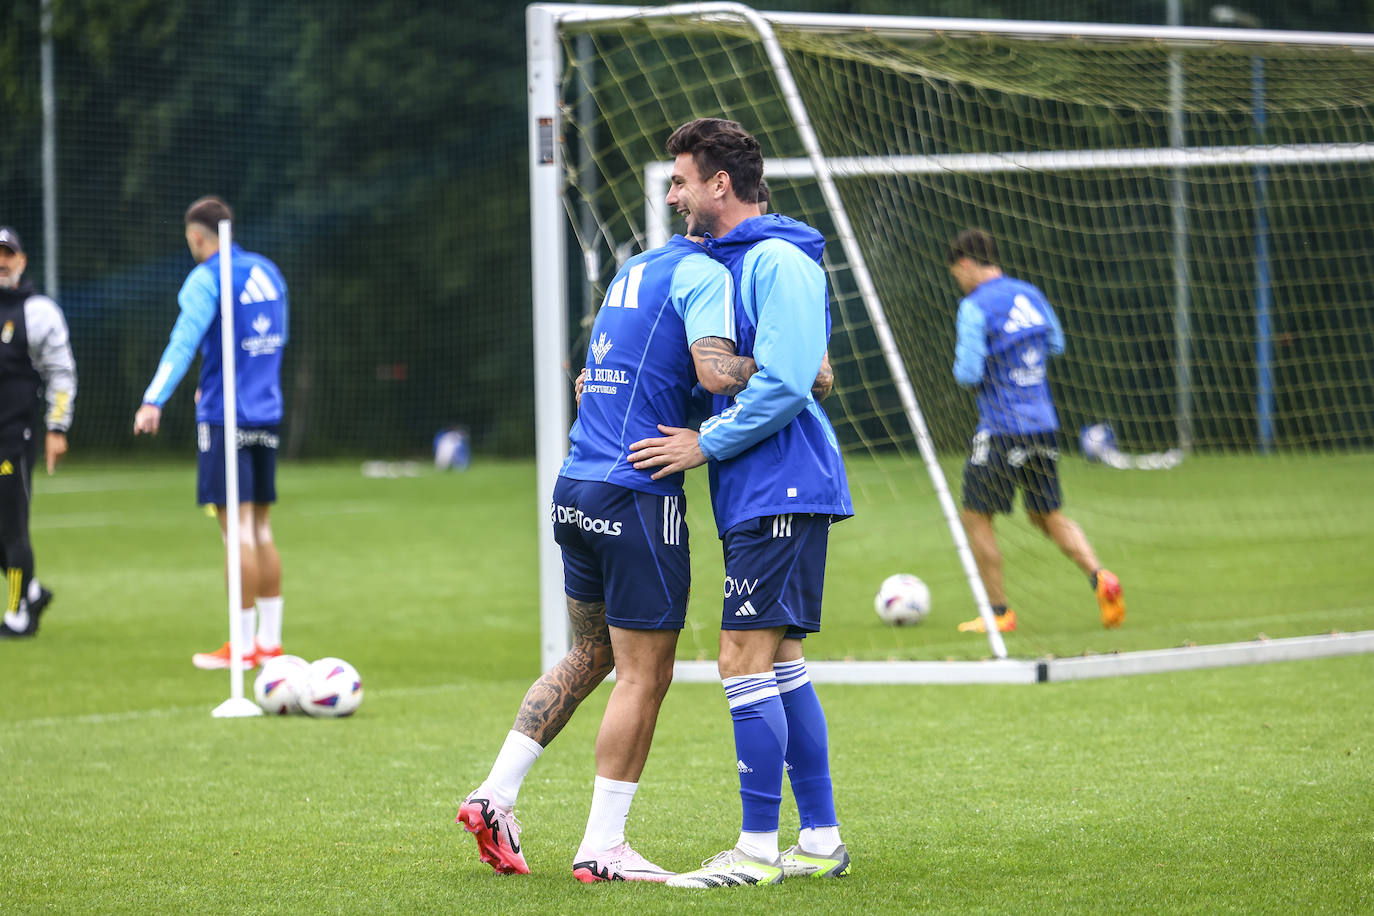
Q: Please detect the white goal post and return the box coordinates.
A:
[527,3,1374,683]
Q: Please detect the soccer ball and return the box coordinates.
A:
[874,573,931,626]
[300,657,364,718]
[253,654,310,715]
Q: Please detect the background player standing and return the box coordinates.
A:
[946,227,1125,633]
[133,197,290,669]
[0,226,76,638]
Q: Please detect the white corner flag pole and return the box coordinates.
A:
[212,219,262,718]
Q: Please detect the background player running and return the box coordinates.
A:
[945,227,1125,634]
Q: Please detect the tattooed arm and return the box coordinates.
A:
[512,596,614,745]
[812,351,834,401]
[691,337,834,401]
[691,336,756,397]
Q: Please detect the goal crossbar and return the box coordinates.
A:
[716,143,1374,179]
[645,141,1374,246]
[539,3,1374,49]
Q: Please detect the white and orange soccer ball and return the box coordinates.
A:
[300,657,364,717]
[874,573,931,626]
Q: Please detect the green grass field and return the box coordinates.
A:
[2,459,1371,913]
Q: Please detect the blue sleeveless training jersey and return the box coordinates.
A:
[142,244,288,426]
[954,275,1064,436]
[698,215,853,536]
[560,235,734,496]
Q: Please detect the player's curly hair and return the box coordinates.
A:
[666,118,763,205]
[185,196,234,232]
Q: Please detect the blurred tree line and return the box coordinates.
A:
[0,0,1370,458]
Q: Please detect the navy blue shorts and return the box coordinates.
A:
[552,477,689,631]
[719,513,832,638]
[196,424,280,506]
[961,430,1062,515]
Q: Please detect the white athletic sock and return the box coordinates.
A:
[578,775,638,854]
[256,595,284,648]
[3,607,28,631]
[799,825,842,854]
[27,577,41,603]
[239,608,257,652]
[737,829,779,862]
[483,730,544,808]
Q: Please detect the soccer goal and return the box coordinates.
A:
[527,3,1374,682]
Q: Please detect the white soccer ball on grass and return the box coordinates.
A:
[300,657,364,717]
[253,654,310,715]
[874,573,931,626]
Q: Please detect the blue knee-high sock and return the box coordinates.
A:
[774,658,838,829]
[723,673,788,834]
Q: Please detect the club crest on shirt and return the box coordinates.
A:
[1,321,13,344]
[590,332,612,364]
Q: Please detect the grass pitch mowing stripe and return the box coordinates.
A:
[1,460,1369,913]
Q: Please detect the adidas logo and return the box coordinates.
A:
[734,601,758,618]
[737,759,753,774]
[238,265,281,304]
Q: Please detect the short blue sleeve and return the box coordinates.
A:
[673,253,734,345]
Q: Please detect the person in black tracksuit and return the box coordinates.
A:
[0,226,77,638]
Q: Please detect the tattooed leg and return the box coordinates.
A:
[513,596,615,746]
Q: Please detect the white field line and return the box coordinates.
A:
[9,631,1371,729]
[38,475,186,495]
[5,683,465,730]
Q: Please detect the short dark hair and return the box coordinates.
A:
[185,196,233,232]
[665,118,763,205]
[756,178,770,211]
[947,228,999,266]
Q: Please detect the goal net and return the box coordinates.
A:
[528,3,1374,679]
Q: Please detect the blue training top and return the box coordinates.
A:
[699,214,853,536]
[561,235,735,496]
[953,274,1064,436]
[142,244,288,426]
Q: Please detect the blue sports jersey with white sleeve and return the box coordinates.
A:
[954,275,1063,436]
[700,215,852,535]
[560,235,734,496]
[141,244,288,426]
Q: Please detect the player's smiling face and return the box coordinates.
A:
[667,152,723,238]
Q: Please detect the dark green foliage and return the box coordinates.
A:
[2,1,532,457]
[2,2,1373,459]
